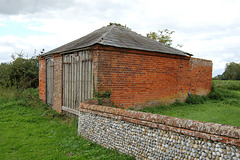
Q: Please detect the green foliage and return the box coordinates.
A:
[214,62,240,80]
[0,63,12,87]
[0,53,39,89]
[212,74,223,80]
[108,22,131,30]
[186,80,240,104]
[186,84,239,103]
[93,75,111,105]
[171,100,186,106]
[147,31,159,41]
[185,95,208,104]
[213,80,240,91]
[94,88,111,105]
[222,62,240,80]
[207,90,223,100]
[147,29,182,47]
[0,88,134,159]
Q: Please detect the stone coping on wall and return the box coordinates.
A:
[79,101,240,146]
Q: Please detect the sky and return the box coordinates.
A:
[0,0,240,77]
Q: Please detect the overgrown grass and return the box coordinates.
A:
[212,80,240,91]
[0,87,134,160]
[139,80,240,127]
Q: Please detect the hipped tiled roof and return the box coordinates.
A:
[43,25,192,57]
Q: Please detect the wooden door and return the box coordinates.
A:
[63,51,93,110]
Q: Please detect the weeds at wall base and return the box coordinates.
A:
[138,80,240,126]
[136,81,238,108]
[186,83,240,105]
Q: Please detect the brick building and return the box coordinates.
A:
[39,25,212,112]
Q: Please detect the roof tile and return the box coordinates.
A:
[43,25,192,56]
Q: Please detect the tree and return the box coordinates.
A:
[222,62,240,80]
[10,57,39,88]
[11,49,24,60]
[108,22,131,30]
[0,51,39,88]
[212,74,223,80]
[147,29,182,47]
[0,63,11,87]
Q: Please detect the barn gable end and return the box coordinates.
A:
[91,45,212,108]
[39,25,212,111]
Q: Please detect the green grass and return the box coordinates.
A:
[1,80,239,159]
[0,87,134,160]
[213,80,240,91]
[139,80,240,127]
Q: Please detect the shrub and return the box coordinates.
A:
[185,95,207,104]
[172,100,185,106]
[0,57,39,89]
[214,88,239,99]
[208,90,223,100]
[93,89,111,105]
[213,80,240,91]
[225,83,240,91]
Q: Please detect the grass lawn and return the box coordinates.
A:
[139,80,240,127]
[0,88,134,160]
[213,80,240,91]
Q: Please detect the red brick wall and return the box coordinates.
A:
[53,54,63,112]
[39,45,212,110]
[190,58,212,95]
[38,57,45,103]
[92,45,212,108]
[93,45,205,108]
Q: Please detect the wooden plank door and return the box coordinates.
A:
[63,51,93,110]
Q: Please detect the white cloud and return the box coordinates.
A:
[0,0,240,77]
[0,34,63,62]
[0,0,75,15]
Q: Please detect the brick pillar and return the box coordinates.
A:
[38,56,46,103]
[53,53,63,112]
[190,58,212,95]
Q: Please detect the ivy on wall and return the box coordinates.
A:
[93,74,111,105]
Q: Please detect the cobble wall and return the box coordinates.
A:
[78,102,240,160]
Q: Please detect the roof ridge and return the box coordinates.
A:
[43,24,191,57]
[97,25,115,43]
